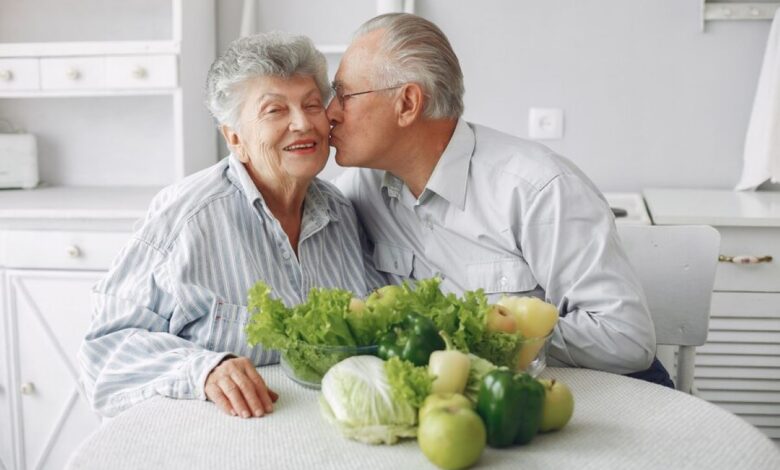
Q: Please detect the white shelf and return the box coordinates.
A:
[0,88,176,99]
[703,2,780,21]
[643,188,780,226]
[0,41,180,58]
[0,185,159,230]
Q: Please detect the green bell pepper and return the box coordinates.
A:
[476,369,545,447]
[377,312,445,366]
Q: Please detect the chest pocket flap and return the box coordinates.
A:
[467,258,538,294]
[373,242,414,277]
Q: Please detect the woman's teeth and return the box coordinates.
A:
[284,143,315,151]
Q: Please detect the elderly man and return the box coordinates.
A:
[330,13,672,385]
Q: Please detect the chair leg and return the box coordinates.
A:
[677,346,696,394]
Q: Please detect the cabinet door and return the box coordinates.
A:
[6,270,103,470]
[1,271,13,470]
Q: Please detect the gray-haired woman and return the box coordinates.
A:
[78,33,384,419]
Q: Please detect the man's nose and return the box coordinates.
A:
[326,99,342,125]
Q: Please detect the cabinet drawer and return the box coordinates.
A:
[40,56,105,90]
[2,230,129,270]
[105,55,177,89]
[0,58,40,91]
[714,227,779,293]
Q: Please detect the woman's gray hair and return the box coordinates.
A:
[205,32,330,129]
[355,13,464,119]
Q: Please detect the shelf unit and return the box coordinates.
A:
[0,2,216,469]
[0,0,217,184]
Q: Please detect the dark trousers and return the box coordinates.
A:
[624,357,675,389]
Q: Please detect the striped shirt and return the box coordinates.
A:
[79,155,385,417]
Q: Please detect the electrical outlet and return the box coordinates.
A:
[528,108,564,140]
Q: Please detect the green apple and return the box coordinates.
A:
[365,285,403,310]
[418,405,486,470]
[348,297,366,313]
[485,304,518,334]
[538,378,574,432]
[496,296,559,338]
[418,392,473,422]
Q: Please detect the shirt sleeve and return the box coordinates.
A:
[519,174,656,374]
[78,237,231,417]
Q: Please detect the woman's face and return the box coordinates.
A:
[231,74,330,187]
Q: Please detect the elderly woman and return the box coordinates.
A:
[78,33,383,419]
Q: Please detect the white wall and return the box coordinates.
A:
[216,0,772,192]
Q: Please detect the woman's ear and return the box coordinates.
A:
[396,83,424,127]
[220,124,248,162]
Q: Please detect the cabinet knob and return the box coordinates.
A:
[66,245,82,258]
[66,68,82,81]
[20,382,35,395]
[0,69,13,82]
[719,254,773,264]
[132,66,148,80]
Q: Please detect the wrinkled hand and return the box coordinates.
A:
[205,356,279,418]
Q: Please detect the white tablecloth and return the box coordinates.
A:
[67,366,780,470]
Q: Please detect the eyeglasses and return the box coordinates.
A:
[330,82,405,108]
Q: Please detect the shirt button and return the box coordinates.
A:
[500,276,508,286]
[282,251,291,260]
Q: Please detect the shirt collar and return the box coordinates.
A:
[381,118,474,210]
[225,154,337,223]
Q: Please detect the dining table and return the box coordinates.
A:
[66,365,780,470]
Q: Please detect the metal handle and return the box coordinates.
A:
[66,68,81,81]
[0,69,12,82]
[20,382,35,395]
[719,254,773,264]
[66,245,82,258]
[132,66,148,79]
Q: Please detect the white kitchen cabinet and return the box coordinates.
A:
[644,188,780,446]
[5,271,104,470]
[0,190,156,470]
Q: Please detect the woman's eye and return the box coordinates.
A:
[306,103,324,111]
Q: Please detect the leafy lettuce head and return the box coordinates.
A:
[319,355,432,445]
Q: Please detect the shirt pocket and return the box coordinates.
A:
[467,258,538,294]
[372,241,414,277]
[207,299,278,366]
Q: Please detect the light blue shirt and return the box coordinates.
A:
[79,155,383,417]
[335,119,656,374]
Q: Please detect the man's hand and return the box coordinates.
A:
[205,356,279,418]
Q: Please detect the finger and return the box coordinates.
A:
[244,365,274,413]
[205,383,235,417]
[219,377,251,419]
[269,389,279,402]
[231,371,266,418]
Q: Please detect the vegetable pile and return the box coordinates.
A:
[245,278,574,470]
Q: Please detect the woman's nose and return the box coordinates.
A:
[289,107,313,132]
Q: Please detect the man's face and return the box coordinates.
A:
[326,30,400,170]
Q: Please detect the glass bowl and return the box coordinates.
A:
[513,332,553,378]
[279,343,378,389]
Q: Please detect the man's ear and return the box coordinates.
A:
[396,83,424,127]
[220,124,248,162]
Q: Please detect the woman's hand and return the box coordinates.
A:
[205,356,279,418]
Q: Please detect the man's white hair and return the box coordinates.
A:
[356,13,464,119]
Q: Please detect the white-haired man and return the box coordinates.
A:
[329,13,672,386]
